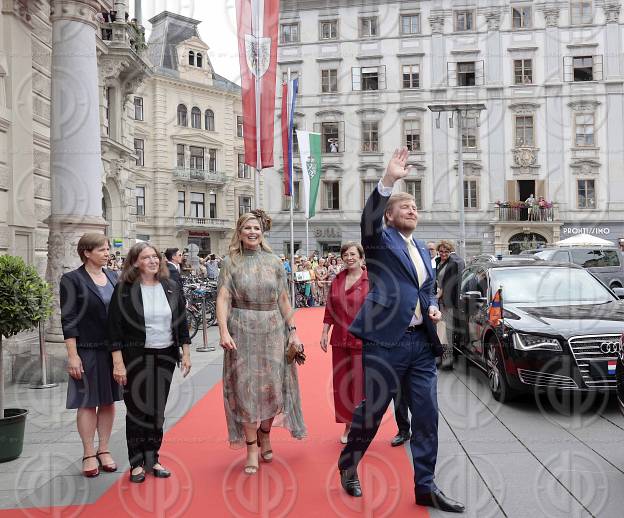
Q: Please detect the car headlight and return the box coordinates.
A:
[512,333,562,352]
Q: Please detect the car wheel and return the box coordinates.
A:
[486,338,518,403]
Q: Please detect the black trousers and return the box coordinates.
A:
[122,346,176,469]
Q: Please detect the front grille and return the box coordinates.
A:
[517,369,578,389]
[567,334,620,389]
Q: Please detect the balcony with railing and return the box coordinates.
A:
[173,167,227,185]
[175,217,230,230]
[494,202,559,223]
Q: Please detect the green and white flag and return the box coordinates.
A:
[296,130,322,219]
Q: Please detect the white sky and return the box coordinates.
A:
[132,1,242,84]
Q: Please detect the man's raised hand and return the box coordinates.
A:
[382,147,411,187]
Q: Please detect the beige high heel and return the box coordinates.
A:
[257,427,273,462]
[244,440,259,475]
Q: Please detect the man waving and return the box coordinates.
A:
[337,148,465,513]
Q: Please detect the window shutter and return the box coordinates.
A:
[339,121,345,152]
[563,56,572,82]
[447,62,457,87]
[593,54,603,80]
[475,61,484,86]
[506,180,517,201]
[352,67,361,90]
[535,180,546,199]
[379,65,386,89]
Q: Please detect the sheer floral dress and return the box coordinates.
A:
[219,250,306,447]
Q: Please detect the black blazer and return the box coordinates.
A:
[167,262,184,294]
[107,278,190,356]
[59,265,118,349]
[435,253,465,309]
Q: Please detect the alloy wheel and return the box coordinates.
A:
[487,344,501,395]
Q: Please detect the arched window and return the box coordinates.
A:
[188,50,195,66]
[205,109,215,131]
[177,104,187,126]
[191,107,201,129]
[196,52,203,68]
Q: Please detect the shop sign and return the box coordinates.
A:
[561,226,611,236]
[314,227,342,239]
[112,238,123,247]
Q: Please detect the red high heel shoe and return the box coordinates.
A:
[96,451,117,472]
[82,455,99,478]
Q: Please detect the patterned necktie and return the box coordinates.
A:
[406,238,427,320]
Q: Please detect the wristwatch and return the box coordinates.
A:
[288,325,297,332]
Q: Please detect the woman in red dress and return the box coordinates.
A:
[320,242,368,443]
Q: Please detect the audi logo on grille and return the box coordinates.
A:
[600,341,620,354]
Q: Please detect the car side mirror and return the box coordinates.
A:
[613,287,624,299]
[462,291,488,304]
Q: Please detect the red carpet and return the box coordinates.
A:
[2,308,429,517]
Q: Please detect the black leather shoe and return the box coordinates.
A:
[390,432,410,447]
[129,467,146,483]
[152,466,171,478]
[339,469,362,497]
[416,489,465,513]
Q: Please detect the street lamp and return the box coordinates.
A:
[428,103,486,260]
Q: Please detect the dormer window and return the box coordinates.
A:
[196,52,203,68]
[189,50,195,66]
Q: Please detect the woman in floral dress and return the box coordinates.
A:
[216,210,306,475]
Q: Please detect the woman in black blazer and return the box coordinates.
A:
[108,242,191,483]
[59,233,122,478]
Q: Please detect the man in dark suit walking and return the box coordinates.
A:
[338,148,465,513]
[165,248,184,294]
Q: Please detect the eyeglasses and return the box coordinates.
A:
[140,255,160,262]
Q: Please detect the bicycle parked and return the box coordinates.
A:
[183,279,217,339]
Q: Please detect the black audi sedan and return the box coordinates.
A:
[457,260,624,403]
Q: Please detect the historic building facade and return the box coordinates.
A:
[265,0,624,257]
[135,11,247,257]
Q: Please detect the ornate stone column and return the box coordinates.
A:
[45,0,107,371]
[602,2,622,79]
[483,8,503,85]
[540,4,561,83]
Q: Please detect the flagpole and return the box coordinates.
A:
[288,68,296,307]
[306,219,309,258]
[253,0,262,209]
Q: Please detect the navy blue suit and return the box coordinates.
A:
[338,187,442,495]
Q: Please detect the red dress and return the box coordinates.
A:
[323,269,368,423]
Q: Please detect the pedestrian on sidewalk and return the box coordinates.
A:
[59,233,122,478]
[320,242,368,444]
[337,148,465,513]
[107,242,192,484]
[216,209,306,476]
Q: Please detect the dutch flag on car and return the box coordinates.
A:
[608,360,617,375]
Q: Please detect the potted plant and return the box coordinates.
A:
[0,255,52,462]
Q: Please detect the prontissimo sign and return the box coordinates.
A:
[561,226,611,235]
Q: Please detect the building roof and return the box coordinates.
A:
[147,11,240,94]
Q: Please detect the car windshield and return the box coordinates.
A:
[490,267,615,306]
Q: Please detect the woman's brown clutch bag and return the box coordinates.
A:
[286,343,306,365]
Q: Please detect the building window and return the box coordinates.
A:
[292,122,299,154]
[400,14,421,35]
[462,116,478,149]
[359,16,378,38]
[514,59,533,84]
[188,50,195,66]
[282,70,301,93]
[134,138,144,166]
[177,191,185,217]
[404,180,422,209]
[575,113,595,147]
[361,121,379,152]
[454,10,475,32]
[209,192,217,218]
[352,66,386,91]
[457,62,476,86]
[515,115,534,147]
[205,109,215,131]
[321,122,340,153]
[177,144,185,167]
[134,97,144,121]
[570,1,593,25]
[208,149,217,172]
[190,146,204,170]
[280,23,300,43]
[577,179,596,208]
[324,181,340,210]
[362,180,377,207]
[464,180,479,209]
[403,119,421,151]
[190,192,205,218]
[191,107,201,129]
[135,186,145,216]
[572,56,596,81]
[236,115,243,137]
[512,6,532,29]
[238,154,251,178]
[177,104,187,126]
[239,196,252,216]
[402,64,420,89]
[282,180,301,210]
[320,20,337,40]
[196,52,203,68]
[321,69,338,93]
